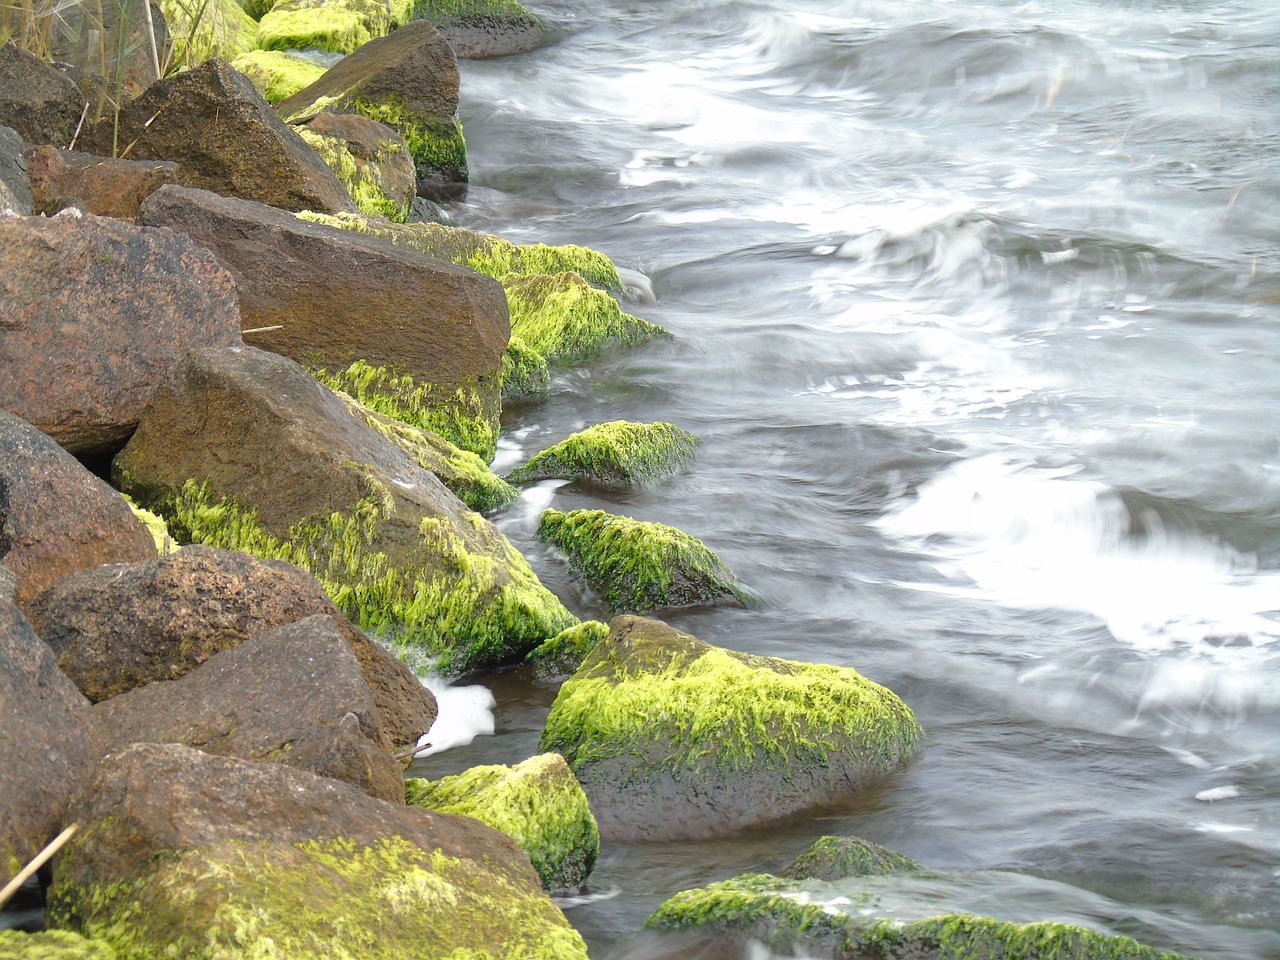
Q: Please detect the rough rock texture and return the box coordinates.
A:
[75,58,355,214]
[93,615,403,802]
[0,210,243,456]
[0,598,103,886]
[406,752,599,892]
[508,420,700,490]
[276,19,467,192]
[25,545,437,747]
[415,0,545,59]
[48,0,164,104]
[0,411,156,608]
[0,42,84,148]
[112,346,577,675]
[48,743,590,959]
[778,835,924,881]
[0,563,14,603]
[299,111,416,221]
[0,125,33,214]
[137,185,508,431]
[539,615,923,842]
[525,620,610,684]
[26,147,179,220]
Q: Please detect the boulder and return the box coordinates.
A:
[137,185,508,453]
[229,49,327,104]
[0,411,156,608]
[0,930,118,959]
[0,209,243,456]
[508,420,700,490]
[297,112,416,222]
[778,835,924,882]
[0,563,14,603]
[25,545,437,747]
[537,508,746,615]
[538,615,923,841]
[158,0,258,66]
[93,615,403,802]
[0,598,103,887]
[525,620,610,685]
[0,42,84,148]
[258,0,412,55]
[0,125,33,214]
[276,20,467,193]
[414,0,546,59]
[75,59,355,215]
[47,743,590,959]
[406,752,598,892]
[502,335,551,403]
[25,146,178,220]
[112,346,577,675]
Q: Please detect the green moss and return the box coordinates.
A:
[124,495,177,555]
[508,421,699,490]
[525,620,609,683]
[230,50,327,104]
[298,127,410,222]
[257,6,373,54]
[503,272,671,367]
[405,753,599,891]
[351,97,467,186]
[501,336,550,403]
[536,508,744,614]
[412,0,539,26]
[778,836,923,882]
[0,930,120,960]
[158,0,258,62]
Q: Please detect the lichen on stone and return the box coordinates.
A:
[230,50,327,104]
[350,97,468,188]
[507,421,699,490]
[525,620,610,683]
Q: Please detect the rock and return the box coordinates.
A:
[414,0,546,59]
[93,615,403,802]
[112,346,577,675]
[158,0,258,65]
[508,421,700,491]
[0,42,84,148]
[25,544,437,747]
[0,598,103,887]
[0,125,33,214]
[537,508,746,615]
[0,563,14,603]
[525,620,610,684]
[0,930,118,959]
[0,210,243,457]
[539,615,923,841]
[75,59,354,214]
[258,0,412,55]
[298,111,416,222]
[47,0,164,105]
[0,411,156,608]
[47,743,590,959]
[276,20,467,193]
[406,752,599,892]
[778,835,924,882]
[25,146,178,220]
[229,49,327,104]
[502,335,551,403]
[137,185,508,454]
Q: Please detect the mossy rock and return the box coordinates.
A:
[159,0,258,63]
[525,619,610,683]
[124,495,178,555]
[0,930,119,959]
[537,507,744,614]
[230,50,327,104]
[778,835,923,882]
[645,874,1196,960]
[406,753,599,892]
[258,0,411,55]
[508,421,699,491]
[412,0,545,59]
[537,615,924,841]
[502,335,550,403]
[298,126,411,222]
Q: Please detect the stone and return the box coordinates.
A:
[0,411,156,608]
[158,0,258,66]
[276,19,467,193]
[229,49,327,104]
[75,58,355,214]
[298,111,416,221]
[525,620,610,684]
[0,930,118,959]
[258,0,412,55]
[0,563,14,603]
[537,508,746,614]
[25,545,437,747]
[0,42,84,148]
[508,420,700,491]
[47,0,165,105]
[539,615,924,842]
[0,210,243,456]
[414,0,546,59]
[138,185,507,442]
[93,615,403,802]
[112,346,577,676]
[47,743,590,959]
[25,146,178,220]
[0,598,103,887]
[0,125,33,214]
[778,835,924,882]
[406,752,599,892]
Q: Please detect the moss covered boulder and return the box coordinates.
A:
[779,835,923,882]
[0,930,118,959]
[525,620,610,684]
[230,49,327,104]
[538,615,923,841]
[159,0,258,63]
[537,508,745,614]
[298,112,416,221]
[502,335,551,403]
[508,421,699,490]
[113,346,576,676]
[406,752,598,892]
[413,0,545,59]
[49,742,589,959]
[258,0,414,55]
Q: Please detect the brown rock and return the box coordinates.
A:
[0,410,156,608]
[26,146,179,220]
[75,58,355,214]
[0,597,103,886]
[48,0,166,105]
[93,615,403,802]
[0,210,243,456]
[137,184,508,414]
[26,545,437,746]
[0,42,84,148]
[303,111,416,217]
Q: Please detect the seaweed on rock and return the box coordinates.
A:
[507,421,699,491]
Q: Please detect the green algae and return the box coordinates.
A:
[230,50,327,104]
[507,421,699,490]
[405,753,599,892]
[536,507,745,614]
[501,336,550,403]
[124,495,177,555]
[525,620,610,683]
[413,0,539,26]
[159,0,258,64]
[351,98,468,187]
[0,930,120,960]
[779,835,923,882]
[257,6,373,54]
[298,127,410,222]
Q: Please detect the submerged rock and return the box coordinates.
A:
[406,752,599,892]
[538,616,923,841]
[525,620,610,684]
[414,0,546,59]
[508,420,700,491]
[779,835,924,882]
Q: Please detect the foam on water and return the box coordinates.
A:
[410,677,496,758]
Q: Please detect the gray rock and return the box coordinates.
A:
[0,42,84,148]
[0,125,33,214]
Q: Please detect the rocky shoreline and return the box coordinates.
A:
[1,4,1199,958]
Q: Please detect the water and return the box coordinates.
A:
[408,1,1280,957]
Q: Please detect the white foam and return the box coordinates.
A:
[411,677,496,757]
